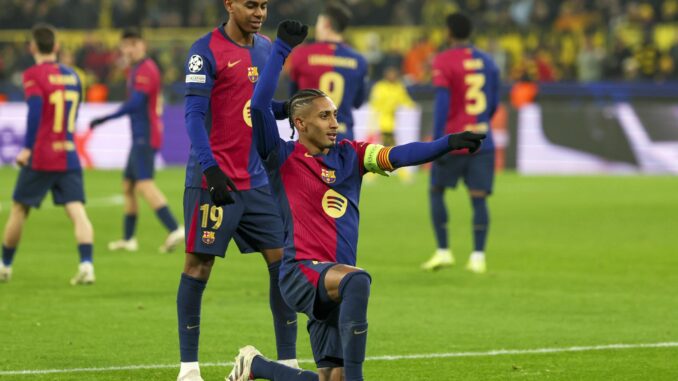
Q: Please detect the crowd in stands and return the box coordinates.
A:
[3,0,678,103]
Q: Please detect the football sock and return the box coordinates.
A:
[268,261,297,360]
[2,245,16,266]
[156,205,179,232]
[251,355,318,380]
[339,272,371,381]
[77,244,93,263]
[430,187,449,249]
[177,273,206,362]
[124,214,137,240]
[471,196,489,252]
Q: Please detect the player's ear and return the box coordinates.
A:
[53,41,61,55]
[294,117,305,132]
[224,0,234,13]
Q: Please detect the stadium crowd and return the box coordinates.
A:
[2,0,678,102]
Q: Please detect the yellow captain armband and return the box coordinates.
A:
[364,144,394,177]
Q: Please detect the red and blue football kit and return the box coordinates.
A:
[93,57,164,180]
[252,37,479,366]
[183,25,286,256]
[13,62,85,207]
[431,45,500,192]
[288,42,367,140]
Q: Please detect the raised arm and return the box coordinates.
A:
[251,20,308,159]
[364,132,485,175]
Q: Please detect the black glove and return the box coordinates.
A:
[203,165,238,206]
[89,117,107,129]
[277,19,308,48]
[448,131,486,153]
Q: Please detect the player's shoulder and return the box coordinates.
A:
[139,58,161,76]
[473,48,499,71]
[58,64,81,81]
[255,33,272,44]
[23,64,41,79]
[189,29,218,54]
[337,139,369,154]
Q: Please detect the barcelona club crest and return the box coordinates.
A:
[247,67,259,83]
[321,168,336,184]
[202,231,215,245]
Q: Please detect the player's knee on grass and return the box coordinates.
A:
[338,271,371,375]
[338,271,371,302]
[469,189,488,198]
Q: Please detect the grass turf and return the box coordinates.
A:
[0,167,676,380]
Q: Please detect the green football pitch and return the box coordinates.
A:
[1,167,677,380]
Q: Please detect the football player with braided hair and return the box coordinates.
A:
[225,19,485,381]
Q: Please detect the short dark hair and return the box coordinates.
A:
[122,27,143,40]
[446,12,473,40]
[31,23,57,54]
[322,1,352,33]
[288,88,329,138]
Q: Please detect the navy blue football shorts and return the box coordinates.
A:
[13,167,85,208]
[280,259,371,368]
[124,145,156,181]
[183,186,285,257]
[430,150,495,193]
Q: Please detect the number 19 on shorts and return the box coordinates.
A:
[200,204,223,230]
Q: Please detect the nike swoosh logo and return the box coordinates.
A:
[227,59,242,68]
[304,153,313,157]
[353,329,368,335]
[286,320,297,325]
[187,325,200,330]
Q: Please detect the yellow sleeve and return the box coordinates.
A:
[364,144,394,176]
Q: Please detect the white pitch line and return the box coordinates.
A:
[1,341,677,376]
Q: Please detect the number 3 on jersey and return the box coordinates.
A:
[463,58,487,116]
[49,89,79,133]
[319,71,345,107]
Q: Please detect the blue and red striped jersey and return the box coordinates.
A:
[288,42,368,140]
[23,62,82,171]
[184,26,272,190]
[266,139,370,266]
[127,58,163,149]
[432,45,500,154]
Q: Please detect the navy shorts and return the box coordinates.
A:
[13,167,85,208]
[183,186,285,256]
[280,260,371,368]
[124,145,156,181]
[431,151,495,193]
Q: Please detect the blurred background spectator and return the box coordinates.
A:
[3,0,678,103]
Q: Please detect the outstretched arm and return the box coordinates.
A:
[364,132,485,175]
[90,91,147,128]
[251,20,308,159]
